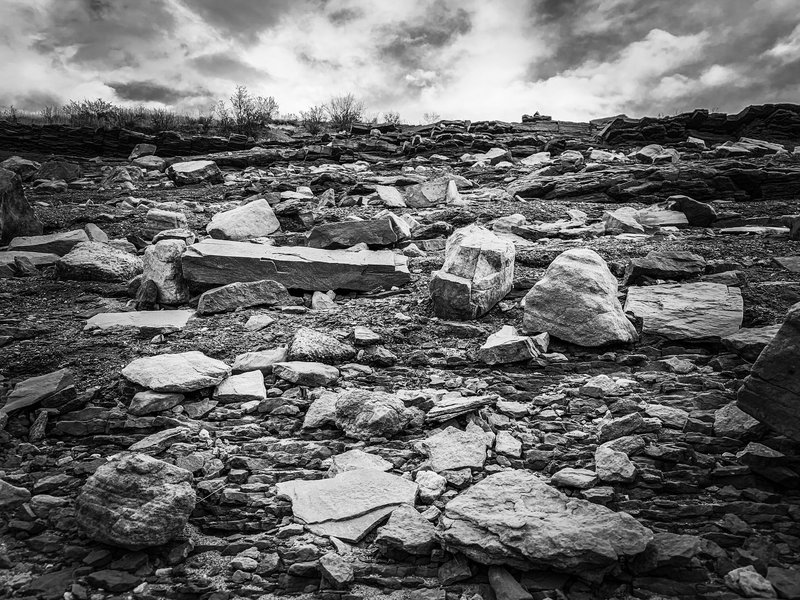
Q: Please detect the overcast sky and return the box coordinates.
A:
[1,0,799,123]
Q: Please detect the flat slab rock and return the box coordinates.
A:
[624,282,743,339]
[440,470,653,577]
[182,239,410,292]
[0,250,59,277]
[85,310,195,332]
[8,229,88,256]
[276,469,418,542]
[121,351,231,392]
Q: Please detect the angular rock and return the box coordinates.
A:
[9,230,88,256]
[0,250,59,277]
[144,208,187,239]
[319,552,353,588]
[121,351,231,392]
[430,225,515,320]
[594,445,636,482]
[334,389,414,440]
[662,195,717,227]
[489,567,533,600]
[1,368,76,416]
[213,371,266,403]
[85,310,194,332]
[440,470,653,576]
[276,469,418,542]
[477,326,543,365]
[423,425,487,472]
[375,504,437,555]
[550,468,598,489]
[522,248,637,346]
[167,160,223,186]
[328,449,392,476]
[714,402,764,438]
[288,327,356,364]
[416,470,448,502]
[725,566,776,598]
[35,160,80,182]
[308,217,409,249]
[374,185,406,207]
[273,361,339,386]
[132,155,166,171]
[625,282,743,340]
[737,303,800,441]
[182,239,410,292]
[0,479,31,509]
[207,199,280,241]
[198,279,292,315]
[129,143,156,160]
[75,453,195,550]
[1,156,40,180]
[624,250,706,285]
[0,167,42,245]
[56,241,142,283]
[142,239,190,305]
[128,391,184,416]
[425,394,496,422]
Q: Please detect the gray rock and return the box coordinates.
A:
[522,248,637,346]
[722,325,781,362]
[594,445,636,482]
[128,391,184,416]
[375,504,437,555]
[328,449,392,476]
[0,368,76,416]
[489,567,533,600]
[714,402,764,438]
[430,225,515,320]
[477,326,543,365]
[1,156,41,181]
[129,143,156,161]
[334,389,414,440]
[416,470,447,502]
[319,552,353,588]
[197,279,292,315]
[232,347,288,374]
[0,167,42,245]
[550,468,598,489]
[56,242,143,283]
[624,250,706,285]
[273,361,339,386]
[725,566,776,598]
[0,479,31,510]
[598,413,644,443]
[34,160,81,182]
[75,453,195,550]
[425,394,496,423]
[121,351,231,392]
[213,371,266,403]
[422,425,488,472]
[142,239,190,305]
[308,216,409,249]
[167,160,223,186]
[85,310,195,332]
[288,327,356,364]
[440,470,653,577]
[144,208,187,239]
[9,230,88,256]
[206,199,280,241]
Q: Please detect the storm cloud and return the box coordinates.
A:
[1,0,798,122]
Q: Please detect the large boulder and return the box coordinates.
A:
[121,351,231,392]
[56,242,142,283]
[288,327,356,364]
[206,199,280,241]
[522,248,637,346]
[737,302,800,441]
[334,389,416,440]
[167,160,223,186]
[197,279,292,315]
[74,453,195,550]
[429,225,515,320]
[141,239,190,305]
[0,167,42,245]
[440,470,653,577]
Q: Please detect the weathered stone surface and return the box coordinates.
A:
[430,225,515,320]
[624,250,706,285]
[625,282,743,340]
[722,324,781,361]
[75,453,195,550]
[737,302,800,441]
[276,469,418,542]
[594,445,636,482]
[489,567,533,600]
[375,504,436,555]
[288,327,356,364]
[416,470,447,502]
[167,160,223,185]
[273,361,339,386]
[0,167,42,245]
[206,199,280,241]
[85,310,194,332]
[328,449,392,476]
[0,479,31,509]
[522,248,637,346]
[213,370,266,403]
[35,160,80,182]
[144,208,187,239]
[128,391,184,416]
[1,368,75,416]
[308,216,409,249]
[714,402,764,438]
[725,566,777,598]
[477,326,542,365]
[422,425,488,472]
[197,279,292,315]
[425,394,496,422]
[334,389,414,440]
[550,468,598,489]
[232,347,288,374]
[0,250,59,276]
[9,230,88,256]
[142,239,189,305]
[121,351,231,392]
[319,552,353,588]
[662,195,717,227]
[56,242,142,283]
[440,470,653,576]
[182,239,410,292]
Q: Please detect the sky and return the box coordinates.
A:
[1,0,799,123]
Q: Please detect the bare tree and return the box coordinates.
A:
[40,105,59,124]
[423,111,441,124]
[325,93,364,132]
[383,110,402,126]
[300,105,326,134]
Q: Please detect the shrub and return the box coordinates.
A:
[423,111,441,124]
[229,85,279,138]
[150,108,178,132]
[300,105,326,134]
[383,110,402,126]
[325,93,364,132]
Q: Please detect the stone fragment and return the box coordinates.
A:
[550,468,598,489]
[197,279,292,315]
[644,404,688,429]
[489,567,533,600]
[308,217,408,249]
[477,326,541,365]
[75,453,195,550]
[598,413,644,443]
[319,552,353,588]
[144,208,187,239]
[57,242,142,283]
[624,250,706,285]
[9,230,88,256]
[430,224,515,320]
[422,425,487,472]
[425,394,496,422]
[273,361,339,386]
[625,282,743,340]
[129,426,189,453]
[416,470,447,502]
[375,504,437,555]
[128,391,184,416]
[594,445,636,482]
[207,199,280,241]
[495,431,522,457]
[121,351,231,392]
[725,566,777,598]
[311,291,337,310]
[1,368,75,416]
[288,327,356,364]
[0,479,31,509]
[276,469,418,542]
[167,160,223,186]
[334,389,414,440]
[232,347,287,374]
[303,392,339,429]
[0,167,42,245]
[142,239,190,305]
[129,143,156,160]
[85,310,194,332]
[182,239,410,292]
[440,470,653,576]
[1,156,40,180]
[662,195,717,227]
[374,185,406,207]
[213,371,266,403]
[328,449,392,476]
[522,248,637,346]
[35,160,81,181]
[132,155,166,171]
[603,207,644,234]
[0,250,59,277]
[244,314,275,331]
[714,402,764,438]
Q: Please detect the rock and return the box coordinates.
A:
[207,199,280,241]
[495,431,522,457]
[632,144,679,164]
[0,368,76,416]
[9,229,88,256]
[167,160,223,186]
[85,310,195,332]
[353,326,381,345]
[0,479,31,509]
[276,469,418,542]
[737,302,800,441]
[129,426,190,453]
[232,347,288,374]
[213,371,266,403]
[714,402,764,438]
[0,167,42,245]
[439,554,473,585]
[725,565,777,598]
[489,567,533,600]
[440,470,653,577]
[56,241,143,283]
[86,570,140,592]
[624,250,706,285]
[121,351,231,392]
[328,449,392,476]
[430,225,515,320]
[722,325,781,361]
[303,391,339,428]
[0,250,59,277]
[603,207,645,234]
[273,361,339,386]
[128,391,184,416]
[129,143,156,160]
[766,567,800,599]
[416,470,448,502]
[35,160,81,182]
[334,389,414,440]
[550,468,598,489]
[422,425,487,472]
[74,453,195,550]
[197,279,292,315]
[319,552,353,588]
[288,327,356,364]
[308,217,409,249]
[244,314,275,331]
[374,185,406,207]
[132,155,166,171]
[144,208,187,239]
[182,239,411,292]
[594,445,636,482]
[598,413,644,443]
[522,248,637,346]
[636,206,689,229]
[142,239,190,305]
[1,156,40,180]
[425,394,496,422]
[375,504,437,555]
[581,374,618,398]
[624,282,743,340]
[477,326,542,365]
[662,195,717,227]
[311,290,337,310]
[644,404,689,429]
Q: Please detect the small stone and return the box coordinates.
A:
[550,468,598,489]
[594,445,636,482]
[213,371,266,403]
[273,361,339,386]
[416,470,447,503]
[375,504,437,555]
[725,565,777,598]
[319,552,353,588]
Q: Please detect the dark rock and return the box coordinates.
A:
[0,167,42,245]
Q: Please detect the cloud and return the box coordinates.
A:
[107,80,211,104]
[190,53,269,82]
[181,0,306,42]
